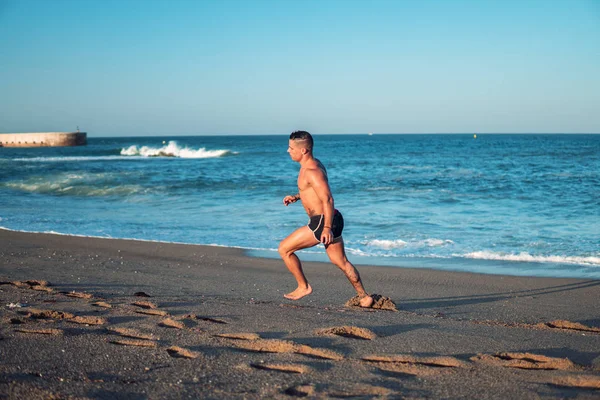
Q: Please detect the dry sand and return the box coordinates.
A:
[1,229,599,399]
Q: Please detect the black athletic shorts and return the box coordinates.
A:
[308,209,344,242]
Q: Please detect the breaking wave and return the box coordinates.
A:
[121,141,232,158]
[459,251,600,266]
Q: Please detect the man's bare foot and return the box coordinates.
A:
[359,295,374,308]
[284,284,313,300]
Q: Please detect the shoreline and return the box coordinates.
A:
[1,229,599,398]
[1,227,598,281]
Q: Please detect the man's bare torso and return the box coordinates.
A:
[297,159,329,217]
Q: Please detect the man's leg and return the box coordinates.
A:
[325,238,374,307]
[278,226,320,300]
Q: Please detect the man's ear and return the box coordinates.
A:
[301,148,307,155]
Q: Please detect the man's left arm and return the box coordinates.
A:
[308,169,334,244]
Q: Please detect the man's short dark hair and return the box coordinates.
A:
[290,130,313,150]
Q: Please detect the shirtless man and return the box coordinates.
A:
[279,131,374,308]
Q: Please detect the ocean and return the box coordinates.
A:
[1,134,598,279]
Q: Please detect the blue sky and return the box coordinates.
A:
[1,0,599,136]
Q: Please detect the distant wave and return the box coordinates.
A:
[121,141,232,158]
[4,181,149,196]
[460,251,600,266]
[367,238,454,249]
[12,156,126,162]
[2,172,151,197]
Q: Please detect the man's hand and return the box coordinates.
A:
[320,227,333,245]
[283,194,299,206]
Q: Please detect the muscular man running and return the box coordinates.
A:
[279,131,374,308]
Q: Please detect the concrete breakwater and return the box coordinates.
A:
[0,132,87,147]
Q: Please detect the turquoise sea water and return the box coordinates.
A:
[1,134,598,279]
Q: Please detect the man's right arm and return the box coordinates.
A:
[283,193,300,206]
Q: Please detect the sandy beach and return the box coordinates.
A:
[1,229,599,399]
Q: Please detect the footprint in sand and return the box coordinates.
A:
[10,280,49,288]
[132,301,158,309]
[109,338,157,348]
[166,346,200,359]
[30,285,53,293]
[221,336,344,361]
[214,333,260,340]
[315,326,376,340]
[550,374,600,389]
[250,363,310,374]
[284,384,316,397]
[15,327,63,335]
[197,316,228,324]
[92,301,112,309]
[363,354,466,368]
[159,318,185,329]
[19,308,75,320]
[182,314,228,324]
[470,352,578,371]
[107,327,157,341]
[363,354,466,377]
[7,280,53,293]
[538,320,600,333]
[284,384,391,398]
[63,291,93,299]
[69,316,105,325]
[18,308,105,325]
[324,385,392,398]
[135,309,168,317]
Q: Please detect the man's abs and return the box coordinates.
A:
[298,189,324,216]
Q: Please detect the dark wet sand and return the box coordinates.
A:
[1,229,599,399]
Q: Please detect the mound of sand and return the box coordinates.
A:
[551,375,600,389]
[541,320,600,333]
[226,338,344,360]
[363,354,466,368]
[345,294,397,311]
[315,326,376,340]
[132,301,158,309]
[159,318,185,329]
[471,352,577,370]
[166,346,200,359]
[15,328,63,335]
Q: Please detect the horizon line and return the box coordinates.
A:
[85,132,600,138]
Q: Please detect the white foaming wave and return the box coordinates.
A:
[366,238,453,249]
[346,247,371,256]
[460,251,600,266]
[423,238,454,247]
[367,239,407,249]
[4,181,148,196]
[121,141,232,158]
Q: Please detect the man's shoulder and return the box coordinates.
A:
[303,164,327,181]
[305,158,326,171]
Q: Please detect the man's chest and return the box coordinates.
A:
[297,171,310,191]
